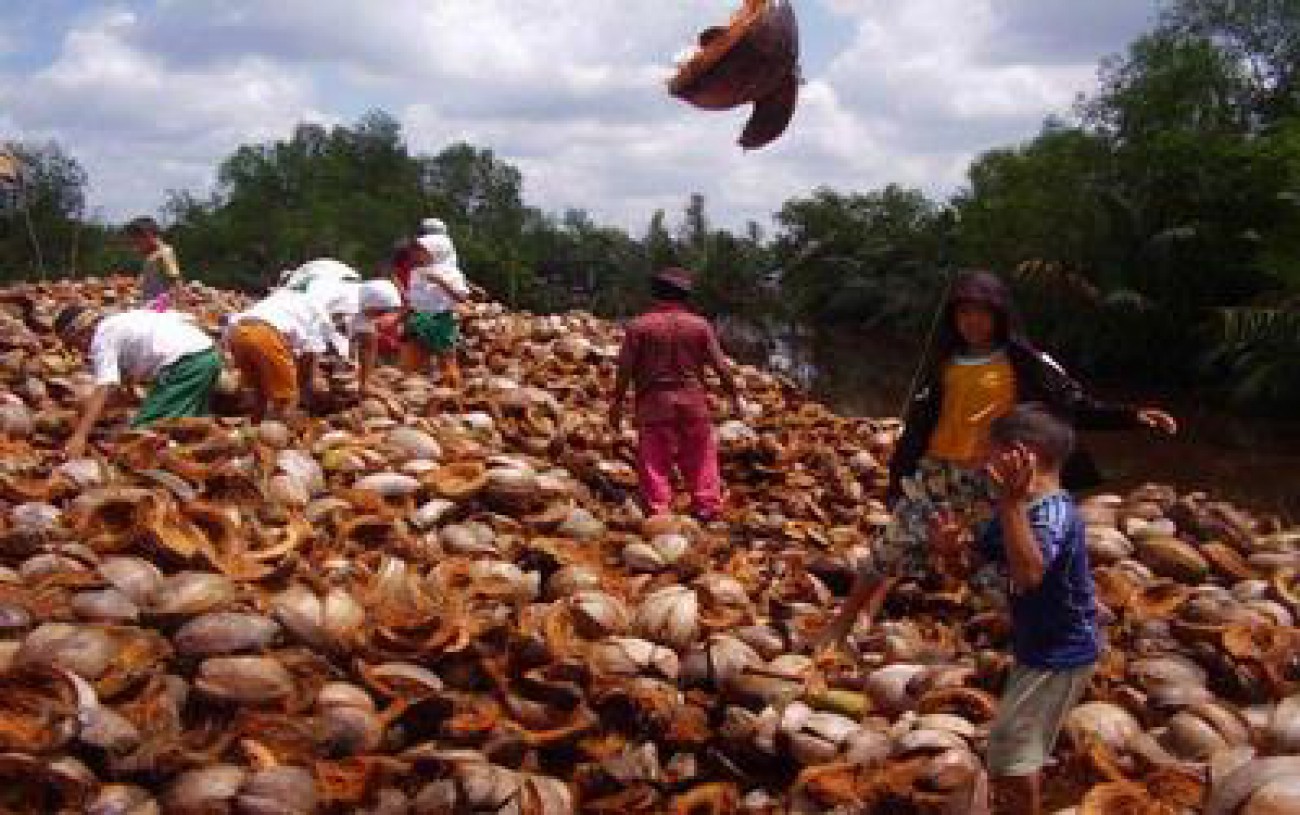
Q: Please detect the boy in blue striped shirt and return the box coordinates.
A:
[939,404,1099,814]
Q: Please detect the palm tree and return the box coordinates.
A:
[1208,299,1300,409]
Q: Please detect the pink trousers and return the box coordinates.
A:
[635,418,722,517]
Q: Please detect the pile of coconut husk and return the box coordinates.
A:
[0,277,1296,814]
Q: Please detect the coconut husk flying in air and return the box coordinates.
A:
[669,0,802,150]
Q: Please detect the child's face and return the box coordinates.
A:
[954,301,997,349]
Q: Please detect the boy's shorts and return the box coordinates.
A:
[986,662,1095,776]
[864,457,995,581]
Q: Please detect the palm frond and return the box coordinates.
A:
[1209,304,1300,408]
[1218,305,1300,347]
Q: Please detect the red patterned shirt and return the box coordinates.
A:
[617,302,727,425]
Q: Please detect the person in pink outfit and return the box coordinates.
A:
[610,267,742,521]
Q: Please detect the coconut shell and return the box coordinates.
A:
[1138,536,1211,584]
[429,461,488,501]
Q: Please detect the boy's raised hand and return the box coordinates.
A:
[986,443,1036,504]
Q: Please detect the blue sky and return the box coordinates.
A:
[0,1,1160,229]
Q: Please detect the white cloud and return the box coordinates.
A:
[0,0,1153,230]
[0,6,332,217]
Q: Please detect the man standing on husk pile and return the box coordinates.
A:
[610,267,742,522]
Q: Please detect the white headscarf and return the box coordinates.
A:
[358,279,402,311]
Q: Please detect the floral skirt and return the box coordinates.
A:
[869,456,996,581]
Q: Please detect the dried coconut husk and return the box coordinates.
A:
[428,460,489,501]
[0,277,1298,810]
[1123,581,1189,622]
[1273,568,1300,610]
[0,666,80,754]
[1202,542,1258,583]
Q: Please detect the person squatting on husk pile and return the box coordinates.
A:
[224,266,402,423]
[4,234,1299,810]
[55,217,464,442]
[55,304,222,458]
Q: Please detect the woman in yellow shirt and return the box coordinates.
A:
[818,270,1177,644]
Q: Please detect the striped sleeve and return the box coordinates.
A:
[1029,493,1073,566]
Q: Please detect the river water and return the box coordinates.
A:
[718,319,1300,519]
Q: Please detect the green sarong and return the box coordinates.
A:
[405,310,458,353]
[132,348,222,427]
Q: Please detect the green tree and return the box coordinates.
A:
[1207,301,1300,410]
[1160,0,1300,120]
[663,193,775,317]
[954,122,1119,284]
[418,142,541,304]
[774,184,948,325]
[168,111,426,289]
[954,27,1300,394]
[0,140,99,279]
[643,209,678,270]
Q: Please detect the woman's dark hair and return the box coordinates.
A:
[989,403,1075,468]
[931,270,1026,364]
[390,241,417,268]
[124,216,161,238]
[650,277,690,302]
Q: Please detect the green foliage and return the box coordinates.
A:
[1255,118,1300,286]
[952,10,1300,396]
[954,124,1121,286]
[644,210,677,271]
[1159,0,1300,120]
[773,184,950,326]
[1083,33,1254,137]
[154,115,783,320]
[1206,302,1300,408]
[525,208,649,317]
[0,140,111,279]
[421,143,539,308]
[166,112,427,289]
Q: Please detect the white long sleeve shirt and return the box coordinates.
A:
[408,265,469,314]
[228,290,339,355]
